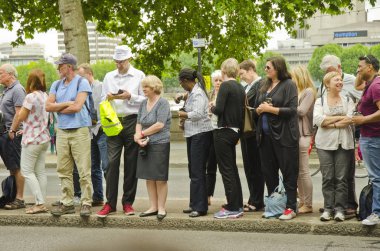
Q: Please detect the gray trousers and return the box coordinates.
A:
[317,146,354,212]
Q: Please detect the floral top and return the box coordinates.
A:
[21,91,50,146]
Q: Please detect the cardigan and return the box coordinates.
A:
[254,78,299,147]
[211,80,245,132]
[298,88,315,137]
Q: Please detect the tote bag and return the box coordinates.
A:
[243,95,255,137]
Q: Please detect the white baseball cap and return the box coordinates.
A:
[113,45,134,61]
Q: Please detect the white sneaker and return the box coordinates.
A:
[279,208,296,220]
[73,196,81,207]
[334,211,345,222]
[320,211,332,221]
[362,213,380,226]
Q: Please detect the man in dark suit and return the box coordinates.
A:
[238,60,265,212]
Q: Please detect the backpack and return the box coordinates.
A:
[55,77,97,125]
[358,181,373,221]
[0,175,17,208]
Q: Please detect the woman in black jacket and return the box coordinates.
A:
[254,56,299,220]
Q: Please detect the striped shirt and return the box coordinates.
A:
[183,84,213,137]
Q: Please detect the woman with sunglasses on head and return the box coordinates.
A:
[254,56,299,220]
[178,68,213,218]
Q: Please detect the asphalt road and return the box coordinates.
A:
[0,167,369,203]
[0,226,379,251]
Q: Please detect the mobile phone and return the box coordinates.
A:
[264,97,272,104]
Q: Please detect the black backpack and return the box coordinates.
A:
[0,175,17,208]
[358,181,373,221]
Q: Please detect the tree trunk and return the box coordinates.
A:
[58,0,90,64]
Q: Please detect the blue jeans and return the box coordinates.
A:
[91,130,108,202]
[360,137,380,216]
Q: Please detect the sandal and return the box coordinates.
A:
[243,204,256,212]
[4,199,26,210]
[26,205,49,214]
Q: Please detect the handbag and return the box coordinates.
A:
[263,176,287,218]
[243,95,255,137]
[99,100,123,136]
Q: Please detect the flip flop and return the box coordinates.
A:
[26,205,49,214]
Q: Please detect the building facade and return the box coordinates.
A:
[0,43,45,66]
[269,0,380,67]
[58,22,122,62]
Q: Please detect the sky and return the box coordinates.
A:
[0,27,289,58]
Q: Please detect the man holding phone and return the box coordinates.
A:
[97,45,146,217]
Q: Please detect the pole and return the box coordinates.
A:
[197,33,202,74]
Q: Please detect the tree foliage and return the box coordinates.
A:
[369,44,380,60]
[16,60,59,90]
[0,0,377,76]
[307,44,343,82]
[90,60,116,81]
[341,44,368,75]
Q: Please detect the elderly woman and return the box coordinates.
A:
[254,56,299,220]
[314,71,355,222]
[210,58,246,219]
[134,75,171,220]
[291,65,316,214]
[10,69,50,214]
[206,70,223,205]
[178,68,213,218]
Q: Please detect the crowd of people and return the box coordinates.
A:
[0,44,379,225]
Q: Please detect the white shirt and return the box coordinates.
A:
[102,65,146,116]
[313,94,355,150]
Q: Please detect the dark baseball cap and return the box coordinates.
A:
[54,53,77,65]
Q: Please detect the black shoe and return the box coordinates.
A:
[189,211,207,217]
[157,212,167,220]
[183,208,192,214]
[139,211,158,217]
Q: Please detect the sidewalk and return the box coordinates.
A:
[0,197,378,237]
[0,141,321,170]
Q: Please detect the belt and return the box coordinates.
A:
[118,114,137,122]
[60,128,79,131]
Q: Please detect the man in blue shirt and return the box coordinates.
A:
[46,53,93,217]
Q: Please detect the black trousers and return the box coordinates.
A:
[213,129,243,211]
[240,135,265,209]
[259,133,299,211]
[206,136,217,197]
[106,116,138,209]
[186,131,212,212]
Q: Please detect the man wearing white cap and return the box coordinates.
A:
[46,53,93,217]
[97,45,146,217]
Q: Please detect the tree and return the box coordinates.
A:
[341,44,368,75]
[16,60,59,90]
[0,0,377,76]
[369,44,380,60]
[307,44,343,82]
[90,60,116,81]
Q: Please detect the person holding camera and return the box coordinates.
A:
[134,75,171,220]
[254,56,299,220]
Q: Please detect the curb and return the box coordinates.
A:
[0,213,379,237]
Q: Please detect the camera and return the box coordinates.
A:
[139,137,149,156]
[264,97,272,104]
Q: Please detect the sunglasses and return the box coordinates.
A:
[265,65,272,70]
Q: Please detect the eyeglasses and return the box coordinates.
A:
[114,59,127,64]
[265,65,272,71]
[179,80,186,86]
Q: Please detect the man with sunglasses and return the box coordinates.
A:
[353,54,380,226]
[97,45,146,217]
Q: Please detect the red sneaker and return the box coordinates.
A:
[96,204,115,218]
[123,204,135,216]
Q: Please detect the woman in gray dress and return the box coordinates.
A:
[134,75,171,220]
